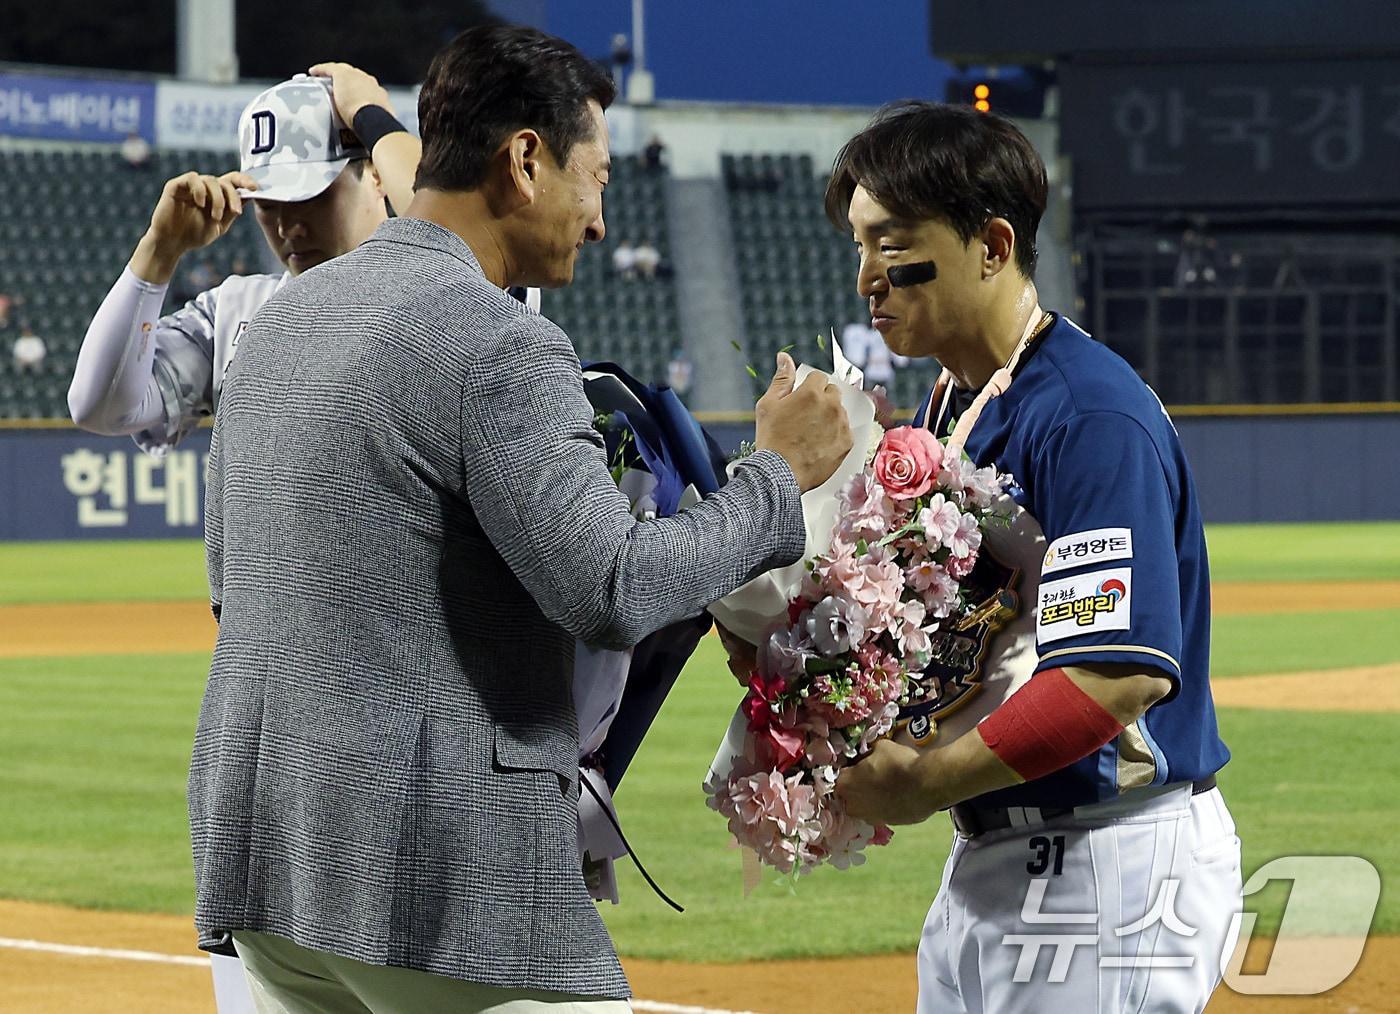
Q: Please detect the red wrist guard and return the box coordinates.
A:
[976,668,1124,783]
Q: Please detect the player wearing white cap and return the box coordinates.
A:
[69,64,539,450]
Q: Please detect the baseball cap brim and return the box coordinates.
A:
[236,158,351,203]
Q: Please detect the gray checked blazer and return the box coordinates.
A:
[190,218,806,998]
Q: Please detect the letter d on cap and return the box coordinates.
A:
[250,111,276,155]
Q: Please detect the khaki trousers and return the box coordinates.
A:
[232,931,632,1014]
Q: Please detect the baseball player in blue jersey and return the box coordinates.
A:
[830,102,1241,1012]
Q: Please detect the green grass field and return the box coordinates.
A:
[1,522,1397,960]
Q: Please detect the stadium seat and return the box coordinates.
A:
[541,154,681,385]
[0,145,279,417]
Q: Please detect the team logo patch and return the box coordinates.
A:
[893,698,942,749]
[1036,567,1132,644]
[1042,527,1133,575]
[901,544,1021,723]
[250,110,276,154]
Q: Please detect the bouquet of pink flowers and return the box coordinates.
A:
[704,415,1012,876]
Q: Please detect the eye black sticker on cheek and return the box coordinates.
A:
[887,261,937,288]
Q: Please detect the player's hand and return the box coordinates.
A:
[755,352,852,492]
[145,170,255,260]
[836,737,938,825]
[309,62,393,129]
[715,621,758,685]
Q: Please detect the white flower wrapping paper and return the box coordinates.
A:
[706,364,878,646]
[704,360,877,810]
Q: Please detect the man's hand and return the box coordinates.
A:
[836,738,939,825]
[715,621,758,685]
[309,62,393,128]
[755,352,853,492]
[131,171,256,285]
[310,61,419,214]
[838,721,1023,826]
[837,664,1171,827]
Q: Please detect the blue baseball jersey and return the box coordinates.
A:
[915,314,1230,808]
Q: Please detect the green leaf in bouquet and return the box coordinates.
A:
[804,656,849,675]
[982,511,1015,531]
[607,426,635,482]
[727,439,758,463]
[784,862,803,891]
[731,339,763,387]
[755,866,801,895]
[877,516,923,548]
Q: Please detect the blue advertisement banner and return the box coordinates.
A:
[1,428,209,540]
[3,413,1397,540]
[153,81,419,151]
[0,72,157,144]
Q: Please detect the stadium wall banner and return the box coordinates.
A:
[154,81,420,151]
[1059,59,1400,209]
[4,412,1398,539]
[0,428,211,541]
[0,71,156,144]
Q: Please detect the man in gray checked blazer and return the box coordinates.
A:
[190,24,852,1013]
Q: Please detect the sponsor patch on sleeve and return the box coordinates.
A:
[1036,567,1132,644]
[1042,527,1133,576]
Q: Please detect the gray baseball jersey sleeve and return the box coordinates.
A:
[69,267,286,454]
[140,273,286,452]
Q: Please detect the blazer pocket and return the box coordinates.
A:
[492,722,577,784]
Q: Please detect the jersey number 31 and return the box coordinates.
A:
[1027,834,1067,875]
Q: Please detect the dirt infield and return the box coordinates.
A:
[4,579,1399,661]
[1209,580,1400,615]
[1210,663,1400,712]
[0,899,1397,1013]
[2,581,1397,1011]
[0,601,217,658]
[7,582,1400,716]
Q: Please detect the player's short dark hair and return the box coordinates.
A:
[415,24,616,192]
[825,101,1048,278]
[344,157,368,180]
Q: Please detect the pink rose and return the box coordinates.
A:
[873,427,943,501]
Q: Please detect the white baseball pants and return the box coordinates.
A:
[918,783,1242,1013]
